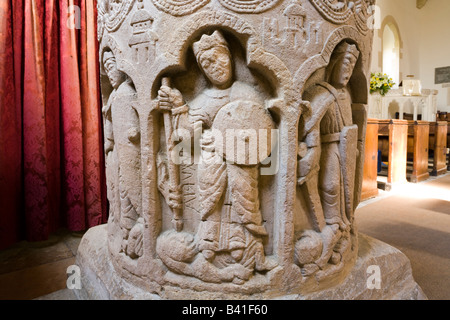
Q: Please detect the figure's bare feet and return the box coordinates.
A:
[330,252,341,265]
[229,264,253,283]
[231,249,244,262]
[301,263,319,277]
[202,249,215,262]
[315,224,341,269]
[255,256,278,272]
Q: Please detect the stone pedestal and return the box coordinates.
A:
[75,224,426,300]
[91,0,427,300]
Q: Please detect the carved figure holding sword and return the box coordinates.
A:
[158,77,184,232]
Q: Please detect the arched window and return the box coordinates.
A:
[382,17,401,88]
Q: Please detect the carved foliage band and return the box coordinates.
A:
[354,0,374,35]
[217,0,282,13]
[99,0,136,32]
[310,0,355,24]
[151,0,211,16]
[310,0,375,34]
[150,0,281,15]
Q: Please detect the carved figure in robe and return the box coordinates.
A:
[296,41,361,277]
[102,50,143,259]
[156,30,277,283]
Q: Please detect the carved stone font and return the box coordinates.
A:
[98,0,375,298]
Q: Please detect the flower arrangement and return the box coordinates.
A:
[370,72,395,96]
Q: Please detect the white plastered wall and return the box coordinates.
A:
[418,0,450,112]
[370,0,450,113]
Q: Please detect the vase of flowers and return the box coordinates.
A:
[370,72,395,96]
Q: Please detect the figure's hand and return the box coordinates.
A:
[167,185,183,210]
[298,147,317,175]
[297,147,320,186]
[298,157,313,178]
[158,86,184,112]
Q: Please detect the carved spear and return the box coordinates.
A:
[160,77,183,232]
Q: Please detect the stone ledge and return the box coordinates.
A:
[75,224,427,300]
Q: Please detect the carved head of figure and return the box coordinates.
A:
[328,42,360,89]
[193,30,233,89]
[103,50,126,90]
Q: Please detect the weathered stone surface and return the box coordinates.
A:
[299,233,427,300]
[86,0,425,299]
[75,224,426,300]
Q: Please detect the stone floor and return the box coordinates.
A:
[0,229,84,300]
[0,173,448,300]
[356,172,450,300]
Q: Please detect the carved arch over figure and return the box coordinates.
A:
[153,11,296,110]
[100,36,124,106]
[100,35,147,103]
[294,26,369,105]
[100,35,123,75]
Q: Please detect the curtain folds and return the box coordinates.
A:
[0,0,107,250]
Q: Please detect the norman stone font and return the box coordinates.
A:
[77,0,426,299]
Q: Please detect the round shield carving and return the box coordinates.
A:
[212,100,276,166]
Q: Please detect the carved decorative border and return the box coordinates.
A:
[98,0,136,33]
[217,0,281,13]
[310,0,355,24]
[151,0,210,16]
[354,0,373,35]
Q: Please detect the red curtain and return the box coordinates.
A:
[0,0,107,250]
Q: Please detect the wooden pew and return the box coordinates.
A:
[362,118,447,200]
[437,112,448,121]
[407,121,430,183]
[396,112,422,121]
[378,120,409,187]
[361,119,379,201]
[448,121,450,171]
[429,121,448,176]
